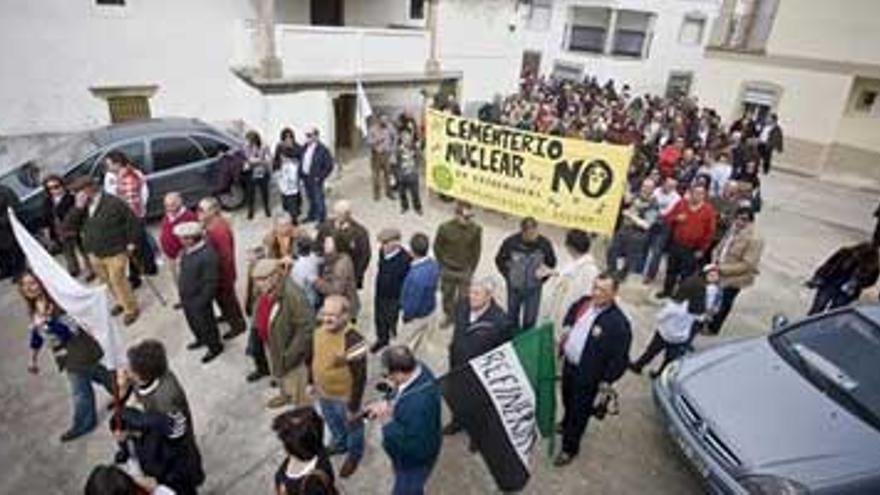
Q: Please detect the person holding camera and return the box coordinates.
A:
[366,346,442,495]
[555,273,632,467]
[307,295,367,479]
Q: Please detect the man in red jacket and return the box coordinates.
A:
[658,184,716,298]
[197,197,246,340]
[657,137,684,179]
[159,192,198,309]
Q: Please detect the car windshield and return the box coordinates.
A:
[0,134,98,198]
[773,311,880,430]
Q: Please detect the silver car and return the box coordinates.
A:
[653,305,880,494]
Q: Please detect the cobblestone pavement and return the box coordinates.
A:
[0,156,875,494]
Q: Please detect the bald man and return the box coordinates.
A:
[158,192,198,308]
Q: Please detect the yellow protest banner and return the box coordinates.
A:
[425,109,633,236]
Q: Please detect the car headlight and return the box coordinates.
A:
[658,359,681,389]
[739,475,809,495]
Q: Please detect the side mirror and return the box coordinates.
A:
[771,314,789,331]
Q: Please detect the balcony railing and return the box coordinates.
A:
[234,21,430,79]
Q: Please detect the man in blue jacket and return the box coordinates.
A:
[300,127,334,223]
[400,232,440,351]
[367,345,442,495]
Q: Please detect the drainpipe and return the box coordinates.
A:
[425,0,440,74]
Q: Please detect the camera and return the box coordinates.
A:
[351,380,396,423]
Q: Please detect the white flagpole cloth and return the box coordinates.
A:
[9,208,126,369]
[356,79,373,138]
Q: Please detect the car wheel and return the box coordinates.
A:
[217,182,245,211]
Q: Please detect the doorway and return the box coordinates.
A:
[521,50,542,80]
[334,94,357,153]
[311,0,344,26]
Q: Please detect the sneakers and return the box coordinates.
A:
[122,311,139,326]
[553,451,575,467]
[266,395,291,409]
[339,456,360,478]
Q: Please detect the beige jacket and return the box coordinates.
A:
[713,224,764,289]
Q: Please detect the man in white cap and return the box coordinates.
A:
[175,221,223,363]
[300,126,334,223]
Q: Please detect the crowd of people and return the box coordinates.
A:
[11,73,880,495]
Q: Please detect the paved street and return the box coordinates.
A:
[0,156,875,495]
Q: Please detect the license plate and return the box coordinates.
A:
[671,428,710,478]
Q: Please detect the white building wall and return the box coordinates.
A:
[434,0,719,109]
[0,0,261,137]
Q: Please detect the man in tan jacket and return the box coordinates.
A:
[706,206,764,334]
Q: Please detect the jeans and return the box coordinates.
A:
[319,398,365,461]
[392,464,434,495]
[630,332,687,373]
[304,178,327,223]
[808,285,857,315]
[643,222,670,280]
[606,227,649,279]
[375,298,401,345]
[280,193,301,220]
[245,174,271,219]
[398,172,422,213]
[707,287,741,334]
[507,285,541,331]
[67,364,114,434]
[662,241,699,296]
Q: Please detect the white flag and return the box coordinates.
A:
[9,208,126,369]
[356,80,373,137]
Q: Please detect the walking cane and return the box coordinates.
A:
[129,252,168,307]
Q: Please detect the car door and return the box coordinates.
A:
[189,132,232,197]
[147,134,211,213]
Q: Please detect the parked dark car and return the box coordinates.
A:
[0,118,246,232]
[653,305,880,494]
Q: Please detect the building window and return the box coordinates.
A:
[96,0,125,5]
[612,11,652,58]
[527,0,553,31]
[666,72,693,98]
[709,0,779,51]
[409,0,425,20]
[567,6,610,54]
[551,61,583,82]
[107,96,150,123]
[679,15,706,46]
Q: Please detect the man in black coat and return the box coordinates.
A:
[444,277,513,442]
[555,272,632,466]
[175,222,223,363]
[372,227,412,353]
[300,127,334,224]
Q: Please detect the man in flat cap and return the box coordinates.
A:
[176,221,223,363]
[251,258,316,408]
[64,176,141,325]
[372,227,412,353]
